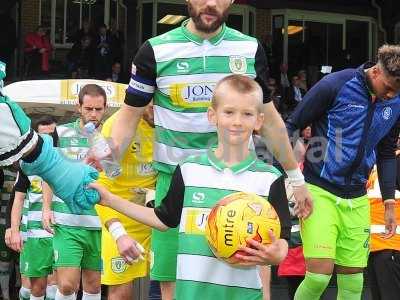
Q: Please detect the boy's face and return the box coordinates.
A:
[208,88,264,147]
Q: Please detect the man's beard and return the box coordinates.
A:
[187,2,229,34]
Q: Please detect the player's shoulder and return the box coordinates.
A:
[224,26,258,43]
[148,26,187,47]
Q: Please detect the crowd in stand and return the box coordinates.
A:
[24,20,126,82]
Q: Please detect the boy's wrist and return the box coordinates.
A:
[108,221,127,241]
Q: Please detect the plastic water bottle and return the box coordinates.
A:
[83,122,121,178]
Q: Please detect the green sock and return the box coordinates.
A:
[294,271,332,300]
[337,273,363,300]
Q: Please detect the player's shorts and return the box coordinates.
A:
[0,227,12,262]
[101,221,151,285]
[150,172,178,281]
[21,237,53,277]
[19,246,27,276]
[53,225,101,271]
[301,183,370,268]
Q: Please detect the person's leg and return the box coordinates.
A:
[367,252,381,300]
[367,250,400,300]
[46,272,57,300]
[81,270,101,299]
[23,238,54,298]
[150,172,178,300]
[0,261,11,300]
[53,226,84,297]
[107,283,133,300]
[286,276,304,300]
[19,276,31,300]
[55,268,80,297]
[335,195,370,300]
[81,230,101,299]
[294,184,338,300]
[30,277,47,298]
[148,281,161,300]
[259,265,271,300]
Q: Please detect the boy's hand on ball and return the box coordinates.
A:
[233,230,288,266]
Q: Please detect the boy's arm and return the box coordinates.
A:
[42,181,55,234]
[95,166,185,231]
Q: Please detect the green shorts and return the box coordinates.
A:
[21,237,53,277]
[150,172,178,281]
[19,247,27,276]
[0,227,12,262]
[53,225,101,271]
[301,184,370,268]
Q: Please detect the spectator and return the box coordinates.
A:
[74,19,95,43]
[109,19,124,63]
[94,24,112,79]
[104,61,125,83]
[367,153,400,300]
[297,70,308,91]
[266,77,282,112]
[67,35,94,78]
[24,26,52,78]
[283,75,306,116]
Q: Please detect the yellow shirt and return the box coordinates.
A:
[95,112,157,227]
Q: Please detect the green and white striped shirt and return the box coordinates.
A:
[154,151,290,300]
[125,20,270,174]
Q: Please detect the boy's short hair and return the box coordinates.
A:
[212,75,263,111]
[78,84,107,106]
[377,44,400,78]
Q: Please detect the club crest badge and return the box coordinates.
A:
[229,56,247,74]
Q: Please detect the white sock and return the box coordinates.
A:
[46,284,57,300]
[19,286,31,300]
[55,289,76,300]
[0,261,10,300]
[82,291,101,300]
[30,295,44,300]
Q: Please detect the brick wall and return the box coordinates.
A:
[21,0,40,38]
[255,8,272,39]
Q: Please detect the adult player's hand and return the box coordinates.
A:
[383,201,397,239]
[293,184,313,219]
[9,228,23,252]
[116,235,145,265]
[42,208,55,234]
[233,230,288,266]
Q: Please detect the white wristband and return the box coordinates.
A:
[286,168,305,187]
[108,222,127,241]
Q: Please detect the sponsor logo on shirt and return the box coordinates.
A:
[229,55,247,74]
[183,208,211,235]
[170,82,215,108]
[176,61,190,73]
[192,192,205,204]
[382,107,392,120]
